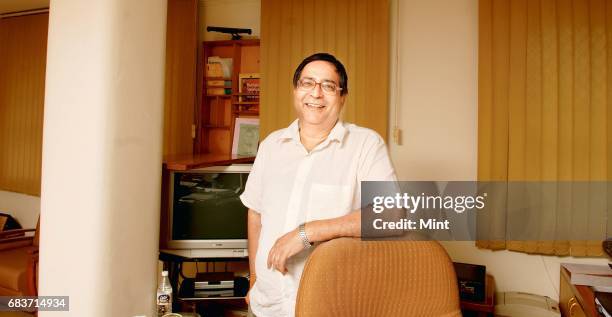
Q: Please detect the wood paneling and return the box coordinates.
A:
[163,0,198,157]
[0,13,48,196]
[260,0,389,139]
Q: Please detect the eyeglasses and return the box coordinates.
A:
[297,78,342,95]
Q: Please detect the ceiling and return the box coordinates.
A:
[0,0,49,14]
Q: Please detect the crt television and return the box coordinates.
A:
[161,164,251,258]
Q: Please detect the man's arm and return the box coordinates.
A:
[246,208,261,304]
[267,204,405,274]
[266,209,360,274]
[305,209,361,241]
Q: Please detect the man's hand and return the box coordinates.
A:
[245,273,256,304]
[267,228,305,274]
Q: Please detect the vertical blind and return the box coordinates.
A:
[478,0,611,256]
[0,13,48,196]
[260,0,389,139]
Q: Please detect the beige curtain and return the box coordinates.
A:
[260,0,389,139]
[0,13,48,196]
[478,0,611,256]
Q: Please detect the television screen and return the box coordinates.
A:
[170,167,249,242]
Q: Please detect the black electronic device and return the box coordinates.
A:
[190,272,249,298]
[453,262,486,302]
[604,239,612,269]
[0,212,22,231]
[206,26,252,40]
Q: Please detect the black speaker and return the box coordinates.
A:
[0,212,22,231]
[453,262,486,302]
[604,238,612,258]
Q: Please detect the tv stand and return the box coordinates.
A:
[159,250,249,314]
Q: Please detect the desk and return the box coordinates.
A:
[560,266,599,317]
[460,274,495,317]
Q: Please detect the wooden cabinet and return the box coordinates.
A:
[195,39,260,155]
[560,266,597,317]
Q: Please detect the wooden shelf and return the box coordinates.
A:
[203,125,230,130]
[233,110,259,115]
[232,101,259,105]
[164,153,255,171]
[197,39,260,155]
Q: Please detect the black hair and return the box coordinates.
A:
[292,53,348,96]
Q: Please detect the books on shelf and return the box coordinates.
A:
[239,73,260,102]
[207,56,233,78]
[206,79,232,96]
[206,57,233,95]
[206,63,223,77]
[562,263,612,292]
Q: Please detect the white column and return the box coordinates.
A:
[39,1,167,316]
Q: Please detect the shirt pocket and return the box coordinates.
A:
[307,183,352,221]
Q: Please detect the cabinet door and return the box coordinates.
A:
[559,274,573,316]
[560,271,587,317]
[163,0,197,157]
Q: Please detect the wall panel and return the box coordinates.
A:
[260,0,389,139]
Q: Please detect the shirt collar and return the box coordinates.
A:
[279,119,348,144]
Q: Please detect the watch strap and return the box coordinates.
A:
[298,223,313,249]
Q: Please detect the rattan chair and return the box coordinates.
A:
[296,238,461,317]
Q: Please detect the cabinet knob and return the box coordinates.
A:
[569,301,581,316]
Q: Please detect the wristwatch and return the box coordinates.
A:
[298,223,314,249]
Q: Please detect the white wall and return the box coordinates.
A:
[388,0,608,301]
[0,190,39,228]
[39,0,167,316]
[199,0,261,41]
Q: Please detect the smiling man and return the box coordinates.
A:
[239,53,396,317]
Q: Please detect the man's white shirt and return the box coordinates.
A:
[240,120,396,317]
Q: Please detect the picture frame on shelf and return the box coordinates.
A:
[238,73,260,103]
[232,117,260,156]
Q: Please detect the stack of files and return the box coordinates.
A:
[562,263,612,292]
